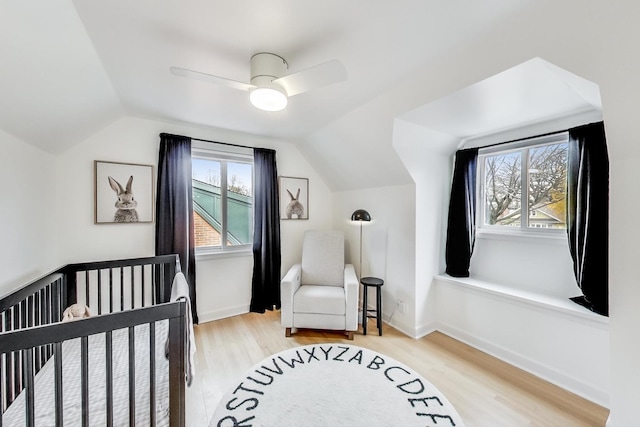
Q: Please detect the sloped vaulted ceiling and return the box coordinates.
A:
[0,1,610,191]
[0,1,123,153]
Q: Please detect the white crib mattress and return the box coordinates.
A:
[3,320,170,426]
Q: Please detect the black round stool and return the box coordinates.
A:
[361,277,384,336]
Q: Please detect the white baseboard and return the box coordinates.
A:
[414,321,437,339]
[198,304,250,324]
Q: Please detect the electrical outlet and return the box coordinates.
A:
[397,300,407,314]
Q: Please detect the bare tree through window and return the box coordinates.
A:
[483,142,567,229]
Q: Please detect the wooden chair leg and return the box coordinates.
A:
[346,331,354,340]
[285,327,292,337]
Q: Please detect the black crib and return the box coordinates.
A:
[0,255,188,426]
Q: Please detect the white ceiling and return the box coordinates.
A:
[0,1,604,191]
[400,57,602,145]
[1,0,528,153]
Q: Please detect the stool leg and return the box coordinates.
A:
[363,285,368,335]
[377,286,382,336]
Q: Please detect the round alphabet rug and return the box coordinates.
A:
[210,344,464,427]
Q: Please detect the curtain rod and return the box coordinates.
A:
[159,132,257,150]
[464,128,570,152]
[464,121,604,151]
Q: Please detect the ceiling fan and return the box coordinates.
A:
[170,52,347,111]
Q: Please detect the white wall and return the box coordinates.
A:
[54,115,333,323]
[332,184,416,336]
[470,235,579,298]
[55,117,159,263]
[392,120,455,337]
[0,129,57,297]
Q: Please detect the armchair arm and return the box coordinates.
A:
[281,264,302,328]
[343,264,359,331]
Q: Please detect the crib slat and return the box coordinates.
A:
[128,326,136,425]
[23,348,34,427]
[44,286,50,326]
[130,266,135,309]
[81,336,89,427]
[106,331,114,427]
[3,311,11,409]
[141,266,146,307]
[97,270,102,315]
[47,284,54,359]
[44,284,53,360]
[85,270,90,308]
[27,295,34,329]
[120,268,125,312]
[149,321,156,425]
[109,268,114,314]
[38,289,46,368]
[20,300,26,330]
[54,342,63,427]
[152,265,157,305]
[33,293,41,372]
[12,306,21,396]
[53,278,61,322]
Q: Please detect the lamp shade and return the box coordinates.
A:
[350,209,371,222]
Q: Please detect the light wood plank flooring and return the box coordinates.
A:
[186,310,609,426]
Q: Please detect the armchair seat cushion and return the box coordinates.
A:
[293,285,346,316]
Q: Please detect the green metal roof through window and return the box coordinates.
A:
[192,180,252,245]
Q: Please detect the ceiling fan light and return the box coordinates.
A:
[250,86,288,111]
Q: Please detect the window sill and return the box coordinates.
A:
[434,274,608,327]
[476,228,568,245]
[196,248,253,261]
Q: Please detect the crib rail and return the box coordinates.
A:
[0,254,181,423]
[64,254,178,312]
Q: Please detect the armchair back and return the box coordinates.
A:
[300,230,345,287]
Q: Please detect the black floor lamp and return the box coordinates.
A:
[351,209,371,280]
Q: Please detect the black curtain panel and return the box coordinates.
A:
[155,133,198,323]
[445,148,479,278]
[250,148,282,313]
[567,122,609,316]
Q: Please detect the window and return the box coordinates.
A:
[192,144,253,254]
[478,132,568,234]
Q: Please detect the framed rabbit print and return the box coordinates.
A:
[279,176,308,220]
[95,160,154,224]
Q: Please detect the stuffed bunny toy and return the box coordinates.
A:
[108,175,139,222]
[285,188,304,219]
[61,303,92,322]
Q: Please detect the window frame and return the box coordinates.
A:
[191,143,254,257]
[476,132,569,239]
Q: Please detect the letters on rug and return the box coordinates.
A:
[211,343,464,427]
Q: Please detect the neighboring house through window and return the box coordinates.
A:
[478,132,568,234]
[192,142,254,254]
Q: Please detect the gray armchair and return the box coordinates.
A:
[280,230,359,340]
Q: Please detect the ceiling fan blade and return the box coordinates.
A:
[274,59,347,97]
[170,66,254,92]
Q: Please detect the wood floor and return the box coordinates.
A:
[186,310,609,426]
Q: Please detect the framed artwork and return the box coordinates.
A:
[95,160,154,224]
[279,176,309,220]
